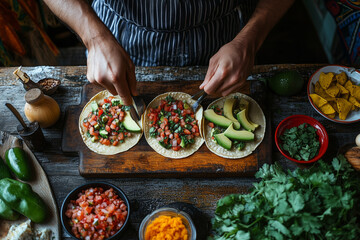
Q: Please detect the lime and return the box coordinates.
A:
[268,70,304,96]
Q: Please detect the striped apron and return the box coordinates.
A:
[92,0,257,66]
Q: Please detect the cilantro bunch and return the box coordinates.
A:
[211,155,360,240]
[280,123,320,161]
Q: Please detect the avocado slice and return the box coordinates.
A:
[239,98,259,128]
[223,123,254,141]
[91,101,98,112]
[180,138,186,148]
[214,133,232,150]
[123,110,141,132]
[236,109,256,132]
[204,109,232,128]
[223,98,241,129]
[99,130,108,138]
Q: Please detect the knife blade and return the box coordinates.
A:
[129,105,140,125]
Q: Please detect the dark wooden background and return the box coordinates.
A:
[0,64,359,239]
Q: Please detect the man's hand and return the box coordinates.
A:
[86,35,137,106]
[200,37,255,96]
[200,0,295,97]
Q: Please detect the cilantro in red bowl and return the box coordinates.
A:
[279,123,320,161]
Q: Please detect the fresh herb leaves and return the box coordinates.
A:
[280,123,320,161]
[210,155,360,240]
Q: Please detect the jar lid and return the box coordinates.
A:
[25,88,43,104]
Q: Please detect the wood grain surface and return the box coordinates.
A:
[62,81,271,177]
[0,132,60,239]
[1,64,359,239]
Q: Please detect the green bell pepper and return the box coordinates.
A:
[0,178,47,223]
[5,147,31,181]
[0,198,19,220]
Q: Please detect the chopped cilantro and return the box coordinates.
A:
[121,105,131,111]
[159,140,171,149]
[166,95,175,103]
[149,127,157,138]
[211,155,360,239]
[279,123,320,161]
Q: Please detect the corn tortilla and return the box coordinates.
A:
[78,90,143,155]
[203,93,266,159]
[143,92,204,159]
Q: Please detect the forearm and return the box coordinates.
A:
[42,0,113,48]
[234,0,295,52]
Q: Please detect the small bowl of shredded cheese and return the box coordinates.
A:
[139,207,196,240]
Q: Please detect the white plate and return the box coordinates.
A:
[307,65,360,124]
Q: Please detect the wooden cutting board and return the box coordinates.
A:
[62,80,271,177]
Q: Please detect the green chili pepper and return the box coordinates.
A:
[0,178,47,223]
[5,147,31,181]
[0,157,12,179]
[0,198,19,220]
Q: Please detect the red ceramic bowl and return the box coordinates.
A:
[275,115,329,164]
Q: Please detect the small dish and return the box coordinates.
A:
[307,65,360,123]
[139,207,196,240]
[275,115,329,164]
[60,182,130,240]
[37,78,61,95]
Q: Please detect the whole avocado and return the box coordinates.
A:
[268,70,304,96]
[5,147,31,181]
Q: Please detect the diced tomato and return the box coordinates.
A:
[177,101,184,110]
[83,121,90,129]
[110,123,117,129]
[104,98,110,103]
[98,109,104,116]
[208,122,215,128]
[105,125,111,132]
[112,140,119,146]
[119,111,125,118]
[177,138,181,144]
[172,146,181,151]
[118,132,124,140]
[192,125,199,132]
[164,105,170,112]
[173,117,179,123]
[165,130,171,136]
[184,129,191,135]
[103,139,110,145]
[90,120,97,126]
[91,115,97,121]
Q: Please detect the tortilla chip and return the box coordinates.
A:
[351,85,360,101]
[349,96,360,108]
[344,80,353,92]
[203,93,266,159]
[78,90,143,155]
[320,103,336,115]
[335,72,347,85]
[315,85,336,102]
[319,72,335,89]
[336,98,353,120]
[326,113,336,119]
[325,85,340,98]
[329,101,339,113]
[336,83,349,94]
[309,93,327,108]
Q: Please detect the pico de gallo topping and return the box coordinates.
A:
[147,95,200,151]
[65,187,128,240]
[82,96,132,146]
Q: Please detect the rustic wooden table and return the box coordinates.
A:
[0,64,359,239]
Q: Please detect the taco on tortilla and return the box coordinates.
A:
[203,93,266,159]
[143,92,204,158]
[79,90,143,155]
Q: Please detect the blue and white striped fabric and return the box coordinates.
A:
[92,0,256,66]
